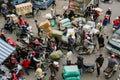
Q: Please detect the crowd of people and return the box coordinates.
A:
[0,0,119,80]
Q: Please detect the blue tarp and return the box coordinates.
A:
[0,38,16,64]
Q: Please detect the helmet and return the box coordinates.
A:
[111,54,115,58]
[87,37,90,39]
[69,33,73,36]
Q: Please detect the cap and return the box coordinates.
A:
[108,8,111,10]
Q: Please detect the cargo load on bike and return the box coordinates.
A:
[62,65,80,80]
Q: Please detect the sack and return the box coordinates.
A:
[50,50,63,60]
[52,30,63,39]
[49,19,55,27]
[62,66,80,78]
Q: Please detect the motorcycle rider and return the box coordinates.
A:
[83,36,94,51]
[108,54,119,69]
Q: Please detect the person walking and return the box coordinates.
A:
[102,17,108,27]
[95,54,104,77]
[106,8,112,23]
[21,57,31,75]
[76,56,84,75]
[35,20,40,36]
[98,34,104,49]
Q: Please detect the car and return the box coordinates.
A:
[106,29,120,56]
[33,0,54,9]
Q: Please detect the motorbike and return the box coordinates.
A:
[66,60,95,73]
[83,63,95,73]
[100,0,113,4]
[75,43,96,55]
[1,17,17,33]
[103,64,119,79]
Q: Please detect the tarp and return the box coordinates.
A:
[0,38,16,64]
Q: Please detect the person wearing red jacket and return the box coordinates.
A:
[113,17,119,27]
[21,58,30,75]
[18,15,26,26]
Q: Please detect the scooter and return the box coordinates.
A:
[83,63,95,73]
[75,44,96,55]
[66,60,95,73]
[1,17,15,33]
[104,64,119,79]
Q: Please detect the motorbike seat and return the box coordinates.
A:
[84,63,95,68]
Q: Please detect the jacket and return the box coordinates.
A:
[21,59,30,67]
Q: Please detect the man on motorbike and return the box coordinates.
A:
[108,54,119,69]
[83,37,94,51]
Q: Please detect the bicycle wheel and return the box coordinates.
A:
[41,62,49,71]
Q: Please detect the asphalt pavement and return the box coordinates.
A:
[0,0,120,80]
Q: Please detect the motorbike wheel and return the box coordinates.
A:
[105,71,114,79]
[41,62,49,71]
[25,13,33,18]
[87,68,95,73]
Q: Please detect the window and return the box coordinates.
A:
[111,33,120,43]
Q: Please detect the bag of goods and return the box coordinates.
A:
[50,50,63,60]
[39,20,50,29]
[62,65,80,78]
[7,14,18,24]
[52,30,63,39]
[39,20,52,35]
[61,36,68,43]
[59,18,71,30]
[48,19,55,27]
[15,2,32,15]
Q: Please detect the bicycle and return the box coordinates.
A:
[37,49,51,71]
[25,8,41,18]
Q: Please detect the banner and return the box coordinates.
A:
[15,2,32,15]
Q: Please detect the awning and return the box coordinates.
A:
[0,38,16,64]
